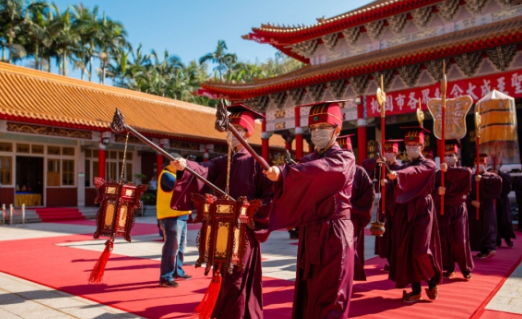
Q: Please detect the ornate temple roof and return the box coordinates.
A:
[202,16,522,100]
[242,0,445,63]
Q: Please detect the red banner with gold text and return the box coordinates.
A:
[366,69,522,118]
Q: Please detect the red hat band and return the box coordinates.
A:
[308,103,343,127]
[444,145,459,154]
[384,143,399,153]
[229,111,255,135]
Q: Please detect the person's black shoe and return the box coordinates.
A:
[506,240,514,248]
[289,230,299,239]
[175,275,192,280]
[159,280,179,288]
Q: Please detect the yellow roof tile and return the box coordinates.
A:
[0,62,287,149]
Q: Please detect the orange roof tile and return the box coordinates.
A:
[0,62,287,149]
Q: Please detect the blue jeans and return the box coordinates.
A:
[159,218,187,282]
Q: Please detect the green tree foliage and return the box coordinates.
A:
[0,2,304,107]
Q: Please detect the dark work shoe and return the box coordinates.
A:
[462,272,472,281]
[506,240,514,248]
[159,280,179,288]
[486,250,497,258]
[175,275,192,280]
[476,253,488,259]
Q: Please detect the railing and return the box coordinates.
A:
[1,204,25,225]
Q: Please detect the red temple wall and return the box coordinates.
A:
[46,188,77,207]
[0,188,15,206]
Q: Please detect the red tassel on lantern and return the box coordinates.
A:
[88,238,114,284]
[194,268,222,319]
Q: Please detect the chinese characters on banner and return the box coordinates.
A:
[366,69,522,118]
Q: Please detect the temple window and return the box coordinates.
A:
[0,156,12,185]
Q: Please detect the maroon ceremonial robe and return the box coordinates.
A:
[352,165,375,281]
[269,143,356,319]
[389,156,443,288]
[433,167,474,273]
[496,171,516,243]
[170,148,272,319]
[467,172,502,252]
[374,161,403,259]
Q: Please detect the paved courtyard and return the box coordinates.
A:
[0,216,521,319]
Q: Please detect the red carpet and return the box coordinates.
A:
[0,226,520,319]
[36,208,86,222]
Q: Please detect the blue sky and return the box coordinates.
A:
[47,0,371,80]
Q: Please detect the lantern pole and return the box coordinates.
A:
[475,112,481,220]
[377,75,386,224]
[440,61,447,216]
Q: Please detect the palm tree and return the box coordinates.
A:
[0,0,26,63]
[48,4,80,75]
[97,12,128,84]
[106,46,130,87]
[199,40,236,79]
[127,43,150,91]
[72,4,100,80]
[23,0,50,70]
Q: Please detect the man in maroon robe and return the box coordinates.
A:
[495,167,516,247]
[433,140,473,280]
[467,154,502,259]
[265,101,356,319]
[375,140,403,271]
[171,105,272,319]
[338,135,375,281]
[513,176,522,232]
[387,127,442,303]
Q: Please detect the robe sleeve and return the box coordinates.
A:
[170,159,220,210]
[395,159,435,203]
[351,167,375,228]
[268,150,354,231]
[252,161,274,242]
[480,173,503,200]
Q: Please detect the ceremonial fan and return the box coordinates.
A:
[427,61,473,216]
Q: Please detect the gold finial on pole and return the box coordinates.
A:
[417,98,424,127]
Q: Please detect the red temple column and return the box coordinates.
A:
[261,112,270,162]
[98,135,106,179]
[295,107,303,160]
[156,140,164,178]
[203,145,209,162]
[357,98,367,163]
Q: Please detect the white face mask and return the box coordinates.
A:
[445,155,456,166]
[406,145,421,161]
[384,152,396,163]
[227,130,245,148]
[311,128,334,150]
[479,164,485,172]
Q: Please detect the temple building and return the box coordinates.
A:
[197,0,522,166]
[0,63,288,208]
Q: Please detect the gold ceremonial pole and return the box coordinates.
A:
[475,112,481,220]
[440,61,447,216]
[377,75,386,227]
